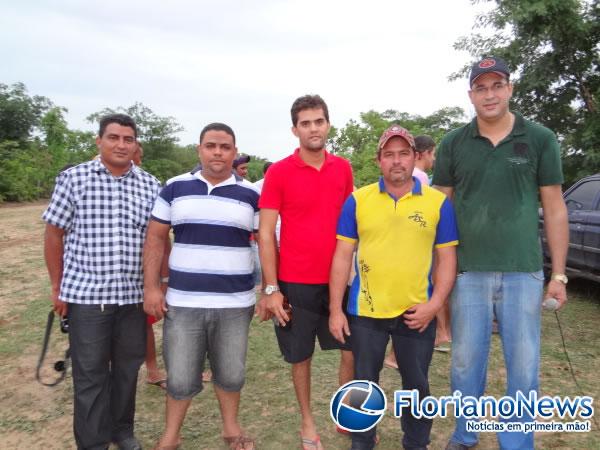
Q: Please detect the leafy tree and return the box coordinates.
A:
[87,102,184,159]
[0,82,53,142]
[87,102,190,181]
[246,155,271,182]
[329,108,467,187]
[452,0,600,186]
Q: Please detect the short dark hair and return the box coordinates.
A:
[199,122,236,145]
[290,95,329,126]
[414,135,436,153]
[263,161,273,175]
[98,113,137,138]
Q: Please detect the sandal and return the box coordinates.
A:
[223,433,255,450]
[301,434,323,450]
[146,379,167,390]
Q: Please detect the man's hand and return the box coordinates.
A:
[51,288,68,317]
[257,291,289,326]
[546,279,568,310]
[144,286,168,320]
[329,310,350,344]
[404,302,440,332]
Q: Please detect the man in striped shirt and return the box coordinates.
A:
[43,113,161,450]
[144,123,258,450]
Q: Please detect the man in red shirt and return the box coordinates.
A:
[257,95,354,449]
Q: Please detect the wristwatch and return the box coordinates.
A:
[263,284,280,295]
[550,273,568,285]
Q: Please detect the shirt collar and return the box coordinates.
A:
[291,147,333,168]
[194,171,237,190]
[378,176,422,196]
[469,111,526,138]
[190,165,243,182]
[92,158,138,179]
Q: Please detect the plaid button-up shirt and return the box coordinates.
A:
[43,159,161,305]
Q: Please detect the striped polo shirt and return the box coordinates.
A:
[151,171,259,308]
[336,177,458,319]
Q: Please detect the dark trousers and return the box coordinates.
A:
[68,303,146,450]
[349,314,435,450]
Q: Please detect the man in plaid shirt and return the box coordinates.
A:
[43,113,161,450]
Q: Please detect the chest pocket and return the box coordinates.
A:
[125,194,153,232]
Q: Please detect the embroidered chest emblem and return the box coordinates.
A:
[408,211,427,228]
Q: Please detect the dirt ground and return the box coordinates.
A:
[0,202,75,449]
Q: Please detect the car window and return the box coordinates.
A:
[566,180,600,211]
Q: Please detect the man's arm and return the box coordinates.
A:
[540,184,569,308]
[404,245,457,332]
[433,185,454,200]
[328,239,355,343]
[44,223,67,317]
[143,220,171,319]
[257,208,287,324]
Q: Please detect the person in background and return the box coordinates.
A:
[134,143,171,390]
[233,154,251,178]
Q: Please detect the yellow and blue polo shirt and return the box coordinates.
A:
[336,177,459,319]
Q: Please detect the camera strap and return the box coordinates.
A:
[36,310,70,387]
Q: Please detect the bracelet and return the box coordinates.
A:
[160,276,169,284]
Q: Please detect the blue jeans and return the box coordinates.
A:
[449,271,544,450]
[163,305,254,399]
[350,314,435,450]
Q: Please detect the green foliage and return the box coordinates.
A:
[246,155,271,182]
[329,108,467,187]
[87,102,194,182]
[453,0,600,187]
[0,82,53,142]
[0,141,49,201]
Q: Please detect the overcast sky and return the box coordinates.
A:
[1,0,488,161]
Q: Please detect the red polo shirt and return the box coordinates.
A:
[259,148,353,284]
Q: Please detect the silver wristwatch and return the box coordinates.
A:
[263,284,280,295]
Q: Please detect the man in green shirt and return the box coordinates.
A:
[433,56,569,450]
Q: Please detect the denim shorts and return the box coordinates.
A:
[163,305,254,400]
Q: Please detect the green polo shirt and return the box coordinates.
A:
[432,112,563,272]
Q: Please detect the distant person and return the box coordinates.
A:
[330,124,458,450]
[43,113,161,450]
[253,161,272,191]
[144,123,258,450]
[233,154,251,178]
[413,135,436,185]
[133,142,143,166]
[257,94,354,450]
[132,143,171,390]
[433,56,569,450]
[251,161,274,288]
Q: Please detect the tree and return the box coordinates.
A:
[246,155,271,182]
[452,0,600,186]
[329,108,467,187]
[87,102,183,152]
[0,82,53,142]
